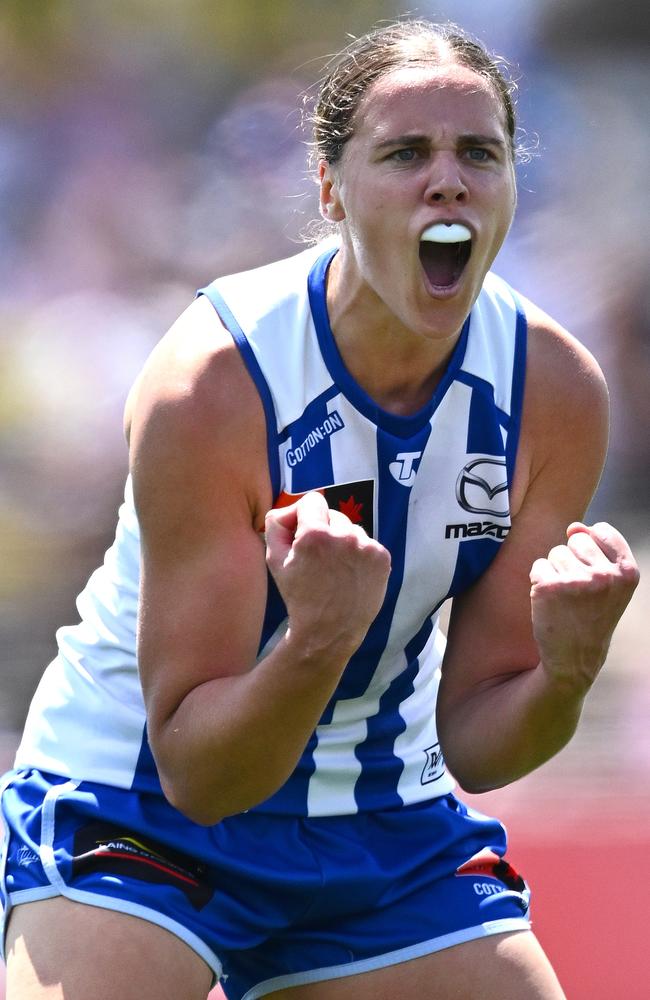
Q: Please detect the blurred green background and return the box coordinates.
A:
[1,2,648,997]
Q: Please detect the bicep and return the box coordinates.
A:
[137,501,269,732]
[438,311,610,715]
[128,299,273,736]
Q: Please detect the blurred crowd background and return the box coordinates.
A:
[0,1,648,996]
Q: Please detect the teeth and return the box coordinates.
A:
[421,223,472,243]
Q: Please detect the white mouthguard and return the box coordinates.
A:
[421,223,472,243]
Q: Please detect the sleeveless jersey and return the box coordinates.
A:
[14,242,527,818]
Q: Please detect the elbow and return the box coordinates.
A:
[438,729,510,796]
[442,740,528,795]
[159,772,225,827]
[450,769,506,796]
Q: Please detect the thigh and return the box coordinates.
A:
[268,931,566,1000]
[5,897,214,1000]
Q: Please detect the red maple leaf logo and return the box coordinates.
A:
[339,495,363,524]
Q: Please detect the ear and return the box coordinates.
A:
[318,160,346,223]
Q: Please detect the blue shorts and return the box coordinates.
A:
[1,768,530,1000]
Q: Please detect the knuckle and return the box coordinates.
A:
[619,560,640,586]
[295,524,330,552]
[587,570,613,591]
[592,521,612,533]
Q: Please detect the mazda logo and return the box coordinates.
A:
[456,458,509,516]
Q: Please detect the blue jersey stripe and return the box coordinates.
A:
[465,380,506,456]
[277,385,340,445]
[350,424,432,809]
[331,422,432,703]
[445,536,502,599]
[505,292,528,482]
[354,616,435,810]
[285,391,338,491]
[198,286,281,499]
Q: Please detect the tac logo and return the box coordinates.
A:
[421,743,445,784]
[455,457,509,517]
[389,451,422,487]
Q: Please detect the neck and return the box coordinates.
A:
[325,251,463,416]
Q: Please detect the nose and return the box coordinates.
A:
[424,154,468,204]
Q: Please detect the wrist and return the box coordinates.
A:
[282,622,360,672]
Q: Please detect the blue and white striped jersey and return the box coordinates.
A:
[14,242,527,818]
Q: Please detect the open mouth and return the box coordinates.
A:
[419,223,472,291]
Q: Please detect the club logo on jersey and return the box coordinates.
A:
[421,742,446,784]
[389,451,422,487]
[456,457,509,516]
[274,479,374,536]
[71,822,214,910]
[285,410,345,467]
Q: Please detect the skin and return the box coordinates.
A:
[6,57,639,1000]
[320,63,517,413]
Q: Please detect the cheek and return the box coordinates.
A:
[489,177,517,230]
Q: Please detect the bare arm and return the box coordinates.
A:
[437,305,639,793]
[128,296,390,825]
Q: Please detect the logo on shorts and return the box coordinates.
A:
[455,848,527,894]
[421,743,446,784]
[72,822,214,910]
[16,846,39,867]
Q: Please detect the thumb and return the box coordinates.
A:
[264,490,330,567]
[264,502,299,568]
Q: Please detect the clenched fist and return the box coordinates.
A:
[530,521,639,696]
[265,491,391,660]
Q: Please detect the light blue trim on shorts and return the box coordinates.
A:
[0,768,21,962]
[2,775,224,984]
[240,917,531,1000]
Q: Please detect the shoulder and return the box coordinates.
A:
[522,296,609,433]
[125,293,272,531]
[202,241,334,333]
[509,294,609,514]
[125,295,253,448]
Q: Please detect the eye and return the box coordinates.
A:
[465,147,492,162]
[390,147,420,162]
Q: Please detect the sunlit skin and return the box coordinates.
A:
[319,62,517,414]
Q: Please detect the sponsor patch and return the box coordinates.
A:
[285,410,345,467]
[455,847,527,893]
[456,457,509,517]
[388,451,422,487]
[444,520,510,540]
[274,479,375,537]
[72,822,214,910]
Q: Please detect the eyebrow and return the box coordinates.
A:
[373,132,506,151]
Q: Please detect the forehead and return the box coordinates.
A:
[353,63,508,141]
